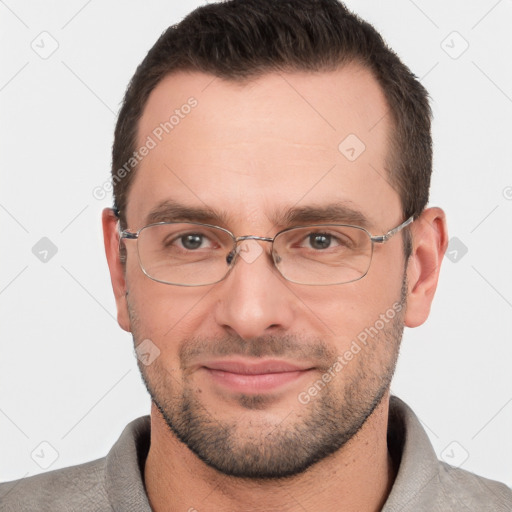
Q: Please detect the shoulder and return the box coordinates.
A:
[0,416,151,512]
[385,396,512,511]
[0,457,111,512]
[436,461,512,510]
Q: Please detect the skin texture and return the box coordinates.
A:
[103,64,448,512]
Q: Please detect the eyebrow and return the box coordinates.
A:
[144,200,371,230]
[145,200,229,226]
[276,204,371,229]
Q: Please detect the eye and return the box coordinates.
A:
[180,233,205,250]
[303,231,351,250]
[308,233,333,250]
[163,230,217,251]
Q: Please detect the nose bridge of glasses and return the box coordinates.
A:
[235,235,274,243]
[225,235,276,267]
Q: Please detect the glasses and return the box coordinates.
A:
[119,216,413,286]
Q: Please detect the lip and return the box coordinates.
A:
[202,359,315,393]
[204,359,311,374]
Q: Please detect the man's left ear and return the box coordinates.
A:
[404,207,448,328]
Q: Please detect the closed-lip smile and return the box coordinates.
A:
[202,359,315,393]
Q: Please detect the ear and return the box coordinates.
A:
[102,208,131,332]
[404,207,448,328]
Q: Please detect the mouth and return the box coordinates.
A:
[202,359,315,393]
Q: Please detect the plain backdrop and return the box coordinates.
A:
[1,0,511,487]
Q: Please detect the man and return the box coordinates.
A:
[1,0,511,510]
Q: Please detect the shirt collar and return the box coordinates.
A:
[105,415,152,511]
[104,396,440,511]
[382,395,441,511]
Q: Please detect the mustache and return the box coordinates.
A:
[179,334,338,371]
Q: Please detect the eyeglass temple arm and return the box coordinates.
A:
[119,231,138,240]
[370,216,414,244]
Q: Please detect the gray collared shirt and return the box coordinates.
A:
[1,396,511,511]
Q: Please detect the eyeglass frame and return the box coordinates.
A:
[118,215,414,286]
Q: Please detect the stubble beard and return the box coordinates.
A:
[129,279,407,479]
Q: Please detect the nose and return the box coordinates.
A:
[213,239,295,340]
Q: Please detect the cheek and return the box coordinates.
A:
[127,273,213,345]
[295,267,403,348]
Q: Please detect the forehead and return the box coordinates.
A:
[126,65,400,231]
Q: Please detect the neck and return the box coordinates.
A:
[144,393,395,512]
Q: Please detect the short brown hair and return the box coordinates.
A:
[112,0,431,258]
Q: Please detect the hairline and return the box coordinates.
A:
[116,64,414,264]
[119,60,404,226]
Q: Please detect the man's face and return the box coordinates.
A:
[119,65,408,478]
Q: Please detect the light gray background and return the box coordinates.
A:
[1,0,511,487]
